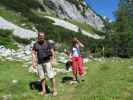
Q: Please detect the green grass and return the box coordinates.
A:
[0,58,133,100]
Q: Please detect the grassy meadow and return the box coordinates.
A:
[0,58,133,100]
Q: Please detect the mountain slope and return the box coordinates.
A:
[0,0,105,49]
[0,17,36,39]
[0,0,104,29]
[38,0,104,30]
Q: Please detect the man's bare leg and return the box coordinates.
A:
[40,79,46,96]
[50,78,57,96]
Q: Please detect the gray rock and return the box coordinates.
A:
[45,16,104,39]
[40,0,104,30]
[12,80,18,84]
[0,17,37,39]
[2,94,12,100]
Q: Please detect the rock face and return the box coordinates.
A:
[0,17,37,39]
[39,0,104,30]
[0,42,34,61]
[45,16,104,39]
[0,16,104,39]
[0,0,105,40]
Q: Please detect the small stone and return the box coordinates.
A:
[12,80,18,84]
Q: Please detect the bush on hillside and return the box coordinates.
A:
[12,36,34,45]
[0,29,18,49]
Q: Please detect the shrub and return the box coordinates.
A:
[0,29,18,49]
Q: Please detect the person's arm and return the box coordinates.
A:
[69,53,72,61]
[50,48,56,65]
[32,50,37,69]
[74,37,84,48]
[77,39,84,48]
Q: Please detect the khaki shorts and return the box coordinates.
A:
[37,62,56,79]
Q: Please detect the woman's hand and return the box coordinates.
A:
[51,59,56,66]
[32,63,37,69]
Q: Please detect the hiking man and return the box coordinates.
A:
[32,32,57,96]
